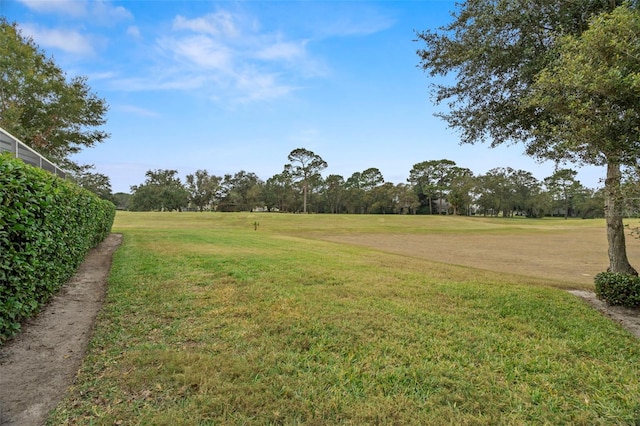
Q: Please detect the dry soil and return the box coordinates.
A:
[0,234,122,426]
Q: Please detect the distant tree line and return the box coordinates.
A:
[114,147,639,218]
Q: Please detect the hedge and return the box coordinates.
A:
[594,272,640,308]
[0,154,115,342]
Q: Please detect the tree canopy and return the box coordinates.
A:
[286,148,328,213]
[417,1,639,274]
[416,0,634,149]
[0,19,109,171]
[525,4,640,274]
[130,170,189,212]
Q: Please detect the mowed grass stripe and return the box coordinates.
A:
[49,212,640,425]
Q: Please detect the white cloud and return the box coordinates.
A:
[234,70,295,103]
[102,8,327,104]
[87,71,117,81]
[255,40,307,61]
[320,15,395,38]
[173,12,238,37]
[91,1,133,22]
[109,70,208,92]
[18,0,132,24]
[127,26,141,39]
[118,105,160,117]
[150,9,324,103]
[19,24,94,55]
[158,35,232,72]
[18,0,87,17]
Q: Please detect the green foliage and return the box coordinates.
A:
[526,4,640,166]
[418,1,639,273]
[72,169,114,202]
[218,170,264,212]
[286,148,328,213]
[595,272,640,308]
[526,4,640,274]
[185,169,221,211]
[416,0,632,148]
[0,154,115,342]
[130,169,189,212]
[0,19,109,171]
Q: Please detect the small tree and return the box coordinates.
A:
[447,167,474,215]
[185,169,221,211]
[73,169,113,202]
[323,174,345,214]
[544,169,582,219]
[218,171,263,212]
[130,169,189,212]
[408,159,457,214]
[264,170,295,212]
[286,148,327,213]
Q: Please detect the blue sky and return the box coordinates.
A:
[3,0,604,193]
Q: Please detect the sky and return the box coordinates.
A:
[2,0,605,194]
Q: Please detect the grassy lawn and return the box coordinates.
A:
[49,212,640,425]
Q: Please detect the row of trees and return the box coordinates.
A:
[125,149,618,218]
[4,2,639,276]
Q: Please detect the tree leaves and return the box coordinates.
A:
[0,19,109,171]
[0,154,115,342]
[416,0,633,148]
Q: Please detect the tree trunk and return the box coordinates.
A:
[303,182,308,213]
[604,160,637,275]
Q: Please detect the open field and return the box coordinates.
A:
[49,212,640,424]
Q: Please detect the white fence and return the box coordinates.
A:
[0,126,67,178]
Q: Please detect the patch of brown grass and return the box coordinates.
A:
[321,225,640,289]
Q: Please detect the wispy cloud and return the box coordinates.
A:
[302,3,396,38]
[110,9,318,104]
[61,4,390,105]
[19,23,94,55]
[91,1,132,23]
[18,0,132,23]
[118,105,160,118]
[255,40,307,61]
[127,26,141,39]
[172,11,238,37]
[18,0,86,17]
[158,35,232,72]
[234,70,296,104]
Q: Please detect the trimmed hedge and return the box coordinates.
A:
[594,272,640,308]
[0,154,115,342]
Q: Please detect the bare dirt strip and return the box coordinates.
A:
[321,228,637,287]
[0,234,122,426]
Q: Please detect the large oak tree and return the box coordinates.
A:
[526,5,640,274]
[417,0,638,274]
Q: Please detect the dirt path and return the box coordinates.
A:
[0,234,122,426]
[0,231,638,426]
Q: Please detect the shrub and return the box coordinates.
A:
[0,154,115,342]
[594,272,640,308]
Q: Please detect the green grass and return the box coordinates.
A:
[48,212,640,425]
